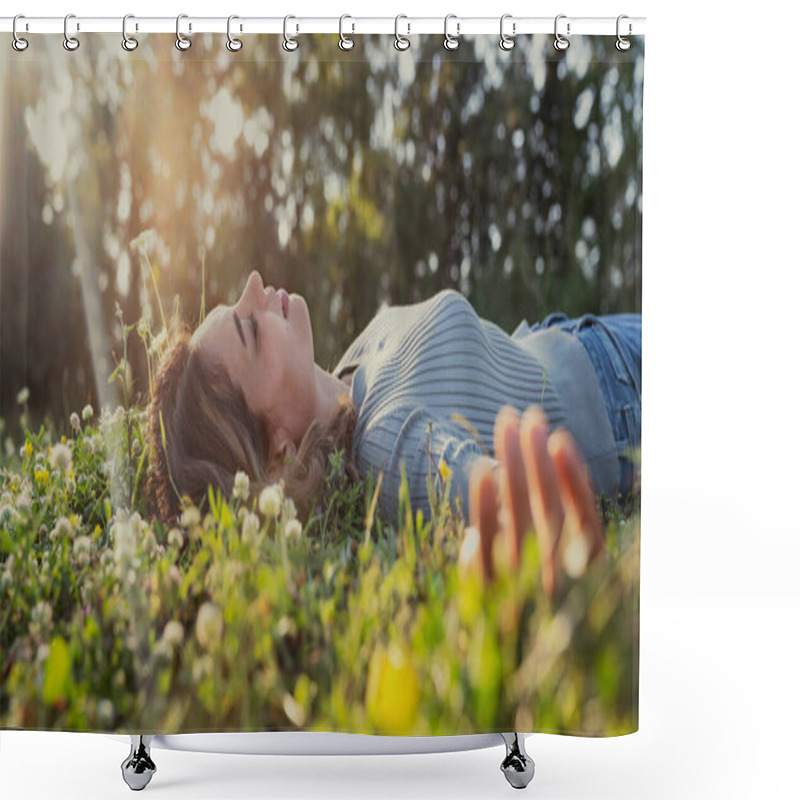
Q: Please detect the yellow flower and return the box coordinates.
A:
[437,457,451,482]
[24,441,32,460]
[366,641,420,733]
[35,469,50,488]
[61,435,67,445]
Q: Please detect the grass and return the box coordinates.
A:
[0,304,640,737]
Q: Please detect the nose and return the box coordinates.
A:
[237,270,265,310]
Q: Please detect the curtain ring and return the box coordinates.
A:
[122,14,139,51]
[339,14,355,51]
[12,14,29,52]
[175,14,192,51]
[63,13,80,51]
[283,15,299,52]
[499,14,515,51]
[227,15,243,51]
[394,14,410,51]
[443,14,459,51]
[553,14,570,51]
[616,15,632,51]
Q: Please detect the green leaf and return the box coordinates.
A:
[42,636,72,705]
[0,528,14,554]
[84,614,99,644]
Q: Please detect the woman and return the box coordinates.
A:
[147,270,640,591]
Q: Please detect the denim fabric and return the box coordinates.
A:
[527,312,642,498]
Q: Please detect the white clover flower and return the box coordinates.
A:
[84,438,95,456]
[282,496,297,522]
[195,602,223,649]
[15,491,31,512]
[232,470,250,501]
[258,484,283,518]
[192,654,213,685]
[36,643,51,665]
[148,329,168,357]
[82,404,94,422]
[70,412,81,431]
[168,527,184,549]
[49,516,73,543]
[284,518,303,540]
[49,442,72,474]
[180,506,201,529]
[129,228,156,253]
[162,620,185,648]
[73,535,92,567]
[97,699,115,726]
[0,505,14,526]
[241,512,260,545]
[142,529,158,557]
[100,406,125,436]
[30,600,53,640]
[16,387,30,405]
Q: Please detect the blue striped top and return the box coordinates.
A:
[332,290,618,526]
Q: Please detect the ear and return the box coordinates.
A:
[268,429,297,479]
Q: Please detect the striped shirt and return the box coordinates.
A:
[332,289,618,525]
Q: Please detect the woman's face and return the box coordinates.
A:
[191,270,317,464]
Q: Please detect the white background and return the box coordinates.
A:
[3,0,799,798]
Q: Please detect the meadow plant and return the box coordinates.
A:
[0,275,641,736]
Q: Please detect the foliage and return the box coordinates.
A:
[1,34,643,437]
[0,390,639,737]
[1,37,645,730]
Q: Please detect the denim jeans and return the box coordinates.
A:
[528,312,642,499]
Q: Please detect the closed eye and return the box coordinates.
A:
[250,313,258,347]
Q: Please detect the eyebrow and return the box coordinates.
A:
[232,310,246,350]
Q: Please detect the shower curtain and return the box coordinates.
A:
[0,25,643,737]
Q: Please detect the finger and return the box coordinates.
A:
[548,429,604,566]
[469,459,499,583]
[493,406,533,569]
[520,406,564,599]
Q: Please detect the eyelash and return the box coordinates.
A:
[249,314,258,343]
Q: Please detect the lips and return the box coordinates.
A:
[279,290,289,319]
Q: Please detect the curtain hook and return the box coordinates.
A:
[122,14,139,52]
[616,14,632,51]
[339,14,355,51]
[12,14,29,52]
[394,14,410,51]
[443,13,459,51]
[227,14,243,51]
[63,13,80,51]
[283,15,299,52]
[175,14,192,51]
[499,13,516,51]
[553,14,570,51]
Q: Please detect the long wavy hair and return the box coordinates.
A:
[145,323,359,526]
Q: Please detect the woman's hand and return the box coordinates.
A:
[463,405,604,597]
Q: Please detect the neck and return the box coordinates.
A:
[314,364,352,426]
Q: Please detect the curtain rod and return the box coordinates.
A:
[1,16,646,37]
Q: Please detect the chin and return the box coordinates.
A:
[292,294,314,354]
